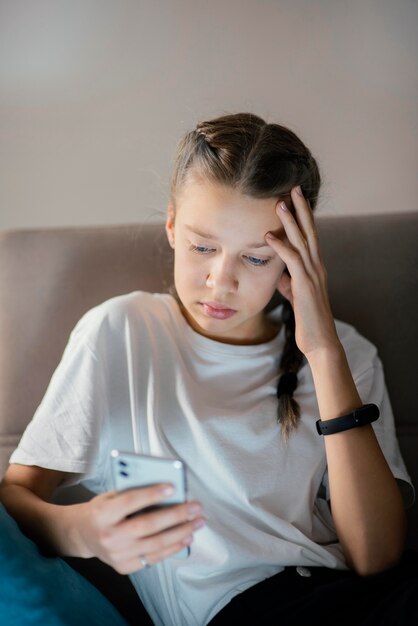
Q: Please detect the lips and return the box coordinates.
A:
[200,301,237,320]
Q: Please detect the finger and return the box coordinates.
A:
[136,516,204,554]
[265,228,312,285]
[111,501,203,545]
[275,200,314,275]
[105,483,176,524]
[115,515,204,557]
[290,186,322,266]
[115,535,193,569]
[114,538,194,575]
[125,501,203,540]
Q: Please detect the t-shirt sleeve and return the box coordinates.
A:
[9,308,109,489]
[321,352,415,509]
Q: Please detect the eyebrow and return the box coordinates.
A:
[184,225,271,249]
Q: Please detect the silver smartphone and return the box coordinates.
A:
[110,449,190,558]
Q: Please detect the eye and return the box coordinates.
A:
[245,255,271,267]
[189,244,215,254]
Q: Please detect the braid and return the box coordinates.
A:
[276,299,305,442]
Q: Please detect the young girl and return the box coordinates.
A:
[1,112,416,626]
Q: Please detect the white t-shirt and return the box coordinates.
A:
[10,291,414,626]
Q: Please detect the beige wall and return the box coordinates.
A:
[0,0,417,230]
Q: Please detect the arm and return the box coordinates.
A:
[265,186,406,576]
[307,345,406,575]
[0,463,204,574]
[0,464,87,557]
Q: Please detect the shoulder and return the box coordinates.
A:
[90,290,174,323]
[334,318,379,379]
[68,291,178,347]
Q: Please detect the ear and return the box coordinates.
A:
[165,203,176,249]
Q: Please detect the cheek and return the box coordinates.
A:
[244,264,285,304]
[174,251,202,287]
[260,262,286,295]
[260,259,286,286]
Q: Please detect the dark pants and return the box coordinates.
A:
[208,550,418,626]
[74,550,418,625]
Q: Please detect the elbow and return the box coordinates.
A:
[346,538,406,577]
[342,511,407,577]
[0,479,12,504]
[352,552,403,577]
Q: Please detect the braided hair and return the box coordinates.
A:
[169,112,321,440]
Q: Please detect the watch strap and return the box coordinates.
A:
[316,403,380,436]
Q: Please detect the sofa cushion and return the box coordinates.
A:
[0,503,129,626]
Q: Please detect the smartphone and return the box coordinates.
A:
[110,449,190,558]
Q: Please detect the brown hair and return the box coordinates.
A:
[169,112,322,441]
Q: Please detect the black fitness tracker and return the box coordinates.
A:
[316,403,380,436]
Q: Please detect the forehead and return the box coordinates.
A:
[175,177,286,237]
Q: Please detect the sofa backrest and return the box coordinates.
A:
[0,213,417,548]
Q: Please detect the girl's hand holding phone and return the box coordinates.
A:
[265,185,341,360]
[75,485,204,574]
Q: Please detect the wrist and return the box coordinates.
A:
[316,403,379,435]
[48,503,94,558]
[305,343,363,423]
[56,502,94,558]
[305,342,346,370]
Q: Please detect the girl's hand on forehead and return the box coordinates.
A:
[265,186,341,359]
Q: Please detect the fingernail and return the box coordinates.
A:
[182,535,193,545]
[280,201,288,212]
[187,503,202,518]
[160,485,175,496]
[296,185,303,196]
[265,232,274,239]
[193,518,206,530]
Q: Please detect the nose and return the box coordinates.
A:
[206,256,238,293]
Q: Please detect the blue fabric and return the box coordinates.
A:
[0,503,129,626]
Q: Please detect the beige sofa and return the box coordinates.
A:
[0,214,417,622]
